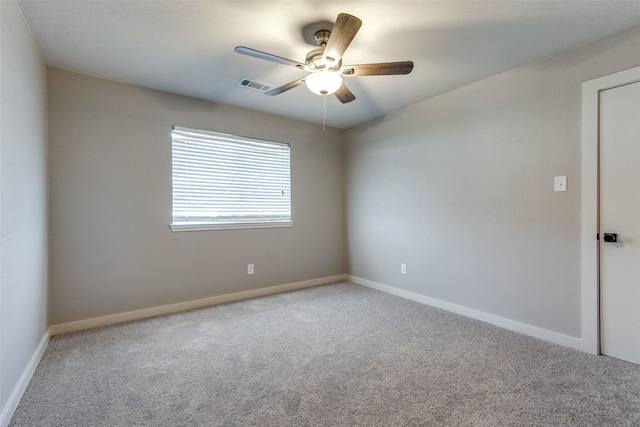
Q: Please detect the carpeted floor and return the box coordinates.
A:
[9,282,640,426]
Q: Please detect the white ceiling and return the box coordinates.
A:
[17,1,640,129]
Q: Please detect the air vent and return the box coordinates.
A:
[237,78,273,93]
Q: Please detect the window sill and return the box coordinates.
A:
[170,220,293,232]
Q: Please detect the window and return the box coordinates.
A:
[170,126,292,231]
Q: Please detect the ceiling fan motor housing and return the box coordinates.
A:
[305,48,325,68]
[306,30,341,70]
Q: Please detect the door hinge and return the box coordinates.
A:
[597,233,600,240]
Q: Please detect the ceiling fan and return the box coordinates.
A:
[234,13,414,104]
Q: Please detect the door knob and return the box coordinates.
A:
[603,233,618,243]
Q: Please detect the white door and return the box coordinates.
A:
[599,80,640,365]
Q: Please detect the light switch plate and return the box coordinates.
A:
[554,176,567,192]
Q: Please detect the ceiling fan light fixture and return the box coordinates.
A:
[305,70,343,95]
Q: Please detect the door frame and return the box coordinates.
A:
[581,65,640,354]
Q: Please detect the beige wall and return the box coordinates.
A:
[0,1,49,423]
[48,69,345,324]
[345,26,640,339]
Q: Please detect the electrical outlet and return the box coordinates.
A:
[247,264,254,275]
[401,264,407,274]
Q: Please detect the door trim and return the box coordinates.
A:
[581,65,640,354]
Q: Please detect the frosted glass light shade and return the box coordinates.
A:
[305,71,343,95]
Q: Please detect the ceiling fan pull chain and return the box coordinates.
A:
[323,94,328,133]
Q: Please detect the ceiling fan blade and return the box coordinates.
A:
[265,78,306,96]
[334,83,356,104]
[323,13,362,66]
[234,46,306,69]
[341,61,414,76]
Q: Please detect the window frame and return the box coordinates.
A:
[170,126,293,232]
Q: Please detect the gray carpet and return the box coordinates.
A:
[10,282,640,426]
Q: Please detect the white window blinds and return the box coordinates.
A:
[171,126,291,230]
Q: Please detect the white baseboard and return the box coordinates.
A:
[1,330,50,427]
[50,274,348,336]
[348,275,582,351]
